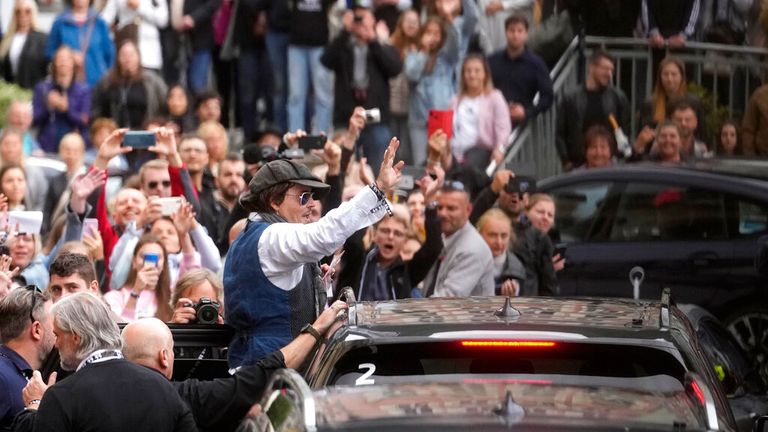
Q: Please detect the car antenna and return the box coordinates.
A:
[493,390,525,426]
[494,297,521,319]
[629,266,645,300]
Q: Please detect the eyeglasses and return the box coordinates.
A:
[377,227,406,238]
[25,285,43,323]
[147,180,171,189]
[285,191,315,206]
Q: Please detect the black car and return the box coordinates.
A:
[537,160,768,364]
[302,294,737,430]
[251,368,723,431]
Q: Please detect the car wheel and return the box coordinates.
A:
[724,306,768,378]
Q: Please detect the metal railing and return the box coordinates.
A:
[502,36,768,179]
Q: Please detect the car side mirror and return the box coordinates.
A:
[754,415,768,432]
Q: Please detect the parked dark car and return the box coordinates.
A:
[301,294,737,430]
[537,160,768,366]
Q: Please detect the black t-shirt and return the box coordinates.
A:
[582,88,608,133]
[109,81,148,129]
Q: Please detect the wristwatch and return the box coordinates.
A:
[300,324,323,344]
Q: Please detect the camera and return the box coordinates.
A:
[193,297,220,324]
[259,145,305,163]
[363,108,381,124]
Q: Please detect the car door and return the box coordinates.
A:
[551,180,733,304]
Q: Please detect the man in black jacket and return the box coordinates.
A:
[321,4,402,175]
[555,49,629,171]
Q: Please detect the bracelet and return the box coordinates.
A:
[129,291,140,299]
[368,184,392,217]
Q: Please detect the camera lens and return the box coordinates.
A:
[196,304,219,324]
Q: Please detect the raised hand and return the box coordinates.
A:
[94,128,130,169]
[136,266,160,291]
[22,370,56,407]
[70,169,107,214]
[312,140,342,176]
[149,127,182,167]
[171,200,197,237]
[416,165,445,201]
[137,197,163,227]
[375,137,405,193]
[82,229,104,261]
[283,129,307,149]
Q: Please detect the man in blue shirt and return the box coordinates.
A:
[488,15,553,127]
[0,287,55,428]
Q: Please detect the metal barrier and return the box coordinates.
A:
[502,36,768,179]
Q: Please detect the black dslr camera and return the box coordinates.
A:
[193,297,220,324]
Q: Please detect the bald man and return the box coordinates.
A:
[123,302,347,431]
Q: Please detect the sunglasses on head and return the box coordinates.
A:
[148,180,171,189]
[25,285,43,323]
[286,191,316,206]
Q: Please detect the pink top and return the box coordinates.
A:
[103,288,159,322]
[449,89,511,155]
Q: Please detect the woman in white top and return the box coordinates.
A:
[101,0,169,71]
[448,53,511,169]
[0,0,48,89]
[105,234,173,322]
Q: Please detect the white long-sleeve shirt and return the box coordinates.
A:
[256,187,388,291]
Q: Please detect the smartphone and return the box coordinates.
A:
[297,135,326,152]
[143,252,159,268]
[81,218,98,240]
[427,109,454,141]
[363,108,381,124]
[123,131,156,148]
[553,242,567,258]
[156,197,183,216]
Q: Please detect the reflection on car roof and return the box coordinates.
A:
[352,297,662,331]
[313,376,703,430]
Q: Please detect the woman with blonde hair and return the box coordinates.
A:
[0,0,47,89]
[477,208,525,296]
[448,53,511,168]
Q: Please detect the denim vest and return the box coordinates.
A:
[223,220,319,367]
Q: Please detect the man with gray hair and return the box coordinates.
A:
[29,292,197,432]
[0,286,55,429]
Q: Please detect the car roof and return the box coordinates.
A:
[538,160,768,198]
[312,376,706,431]
[344,296,677,341]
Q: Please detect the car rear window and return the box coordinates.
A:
[327,341,687,386]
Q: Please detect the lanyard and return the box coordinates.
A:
[76,349,124,372]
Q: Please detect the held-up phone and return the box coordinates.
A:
[297,135,326,152]
[553,242,567,258]
[123,131,156,148]
[156,197,183,216]
[143,252,159,268]
[427,109,454,141]
[81,218,98,240]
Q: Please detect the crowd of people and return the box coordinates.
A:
[1,0,768,430]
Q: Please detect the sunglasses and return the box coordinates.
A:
[445,180,465,191]
[285,191,315,206]
[148,180,171,189]
[25,285,43,323]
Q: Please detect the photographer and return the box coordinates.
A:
[321,3,402,175]
[170,268,224,324]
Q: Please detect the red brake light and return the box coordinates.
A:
[460,341,556,348]
[690,380,705,406]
